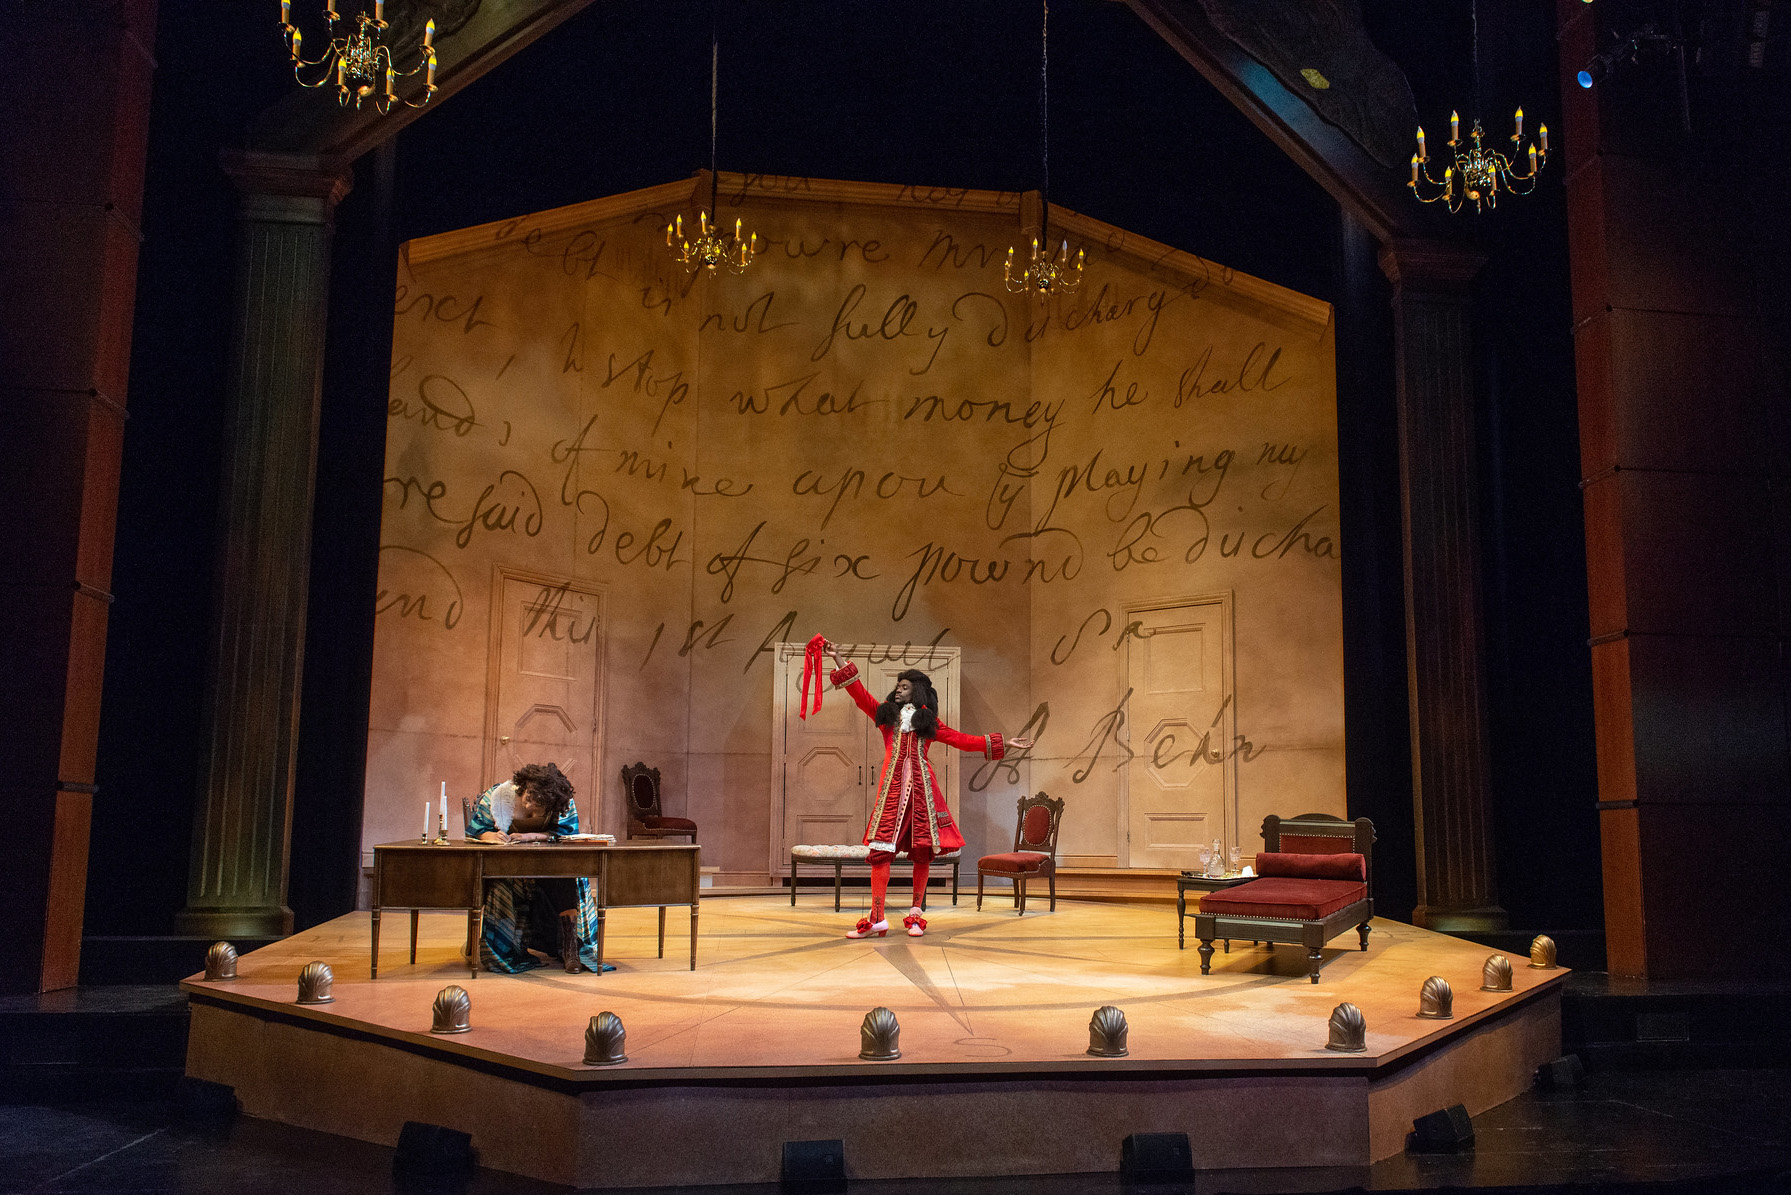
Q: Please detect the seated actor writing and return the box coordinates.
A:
[466,762,603,974]
[820,641,1032,939]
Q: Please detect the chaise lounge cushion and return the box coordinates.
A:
[641,816,698,831]
[1255,851,1366,882]
[1198,877,1367,921]
[978,851,1050,874]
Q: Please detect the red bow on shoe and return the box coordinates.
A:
[902,913,927,931]
[798,634,829,720]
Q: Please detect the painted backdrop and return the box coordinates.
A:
[365,174,1343,886]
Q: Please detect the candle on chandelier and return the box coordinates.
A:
[1410,154,1420,183]
[280,0,290,24]
[1075,247,1085,268]
[425,51,436,88]
[734,217,742,240]
[1450,111,1460,141]
[749,231,758,254]
[335,56,346,88]
[1515,106,1524,137]
[291,27,302,57]
[1539,124,1549,153]
[324,0,335,16]
[385,68,395,98]
[1416,126,1426,159]
[1528,144,1537,171]
[374,0,384,21]
[424,18,435,49]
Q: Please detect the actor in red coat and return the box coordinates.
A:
[823,642,1032,939]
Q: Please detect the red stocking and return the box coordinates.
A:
[868,851,894,923]
[909,846,934,909]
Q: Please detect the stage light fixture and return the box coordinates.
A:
[278,1,436,113]
[666,10,760,277]
[1576,24,1679,91]
[1005,0,1085,297]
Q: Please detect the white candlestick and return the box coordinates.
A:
[424,801,430,841]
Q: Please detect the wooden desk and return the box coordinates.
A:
[370,841,701,978]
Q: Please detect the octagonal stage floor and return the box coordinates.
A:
[182,895,1566,1188]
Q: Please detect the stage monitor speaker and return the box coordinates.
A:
[1535,1053,1588,1090]
[393,1121,474,1176]
[781,1138,846,1194]
[1406,1104,1475,1153]
[1121,1132,1194,1183]
[174,1076,237,1124]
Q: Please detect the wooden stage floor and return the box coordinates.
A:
[182,895,1567,1187]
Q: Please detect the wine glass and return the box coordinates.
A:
[1197,844,1213,874]
[1228,845,1242,875]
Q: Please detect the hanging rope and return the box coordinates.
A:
[709,0,720,219]
[1039,0,1051,246]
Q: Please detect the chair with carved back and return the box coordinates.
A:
[1192,812,1375,983]
[621,762,697,844]
[977,792,1065,915]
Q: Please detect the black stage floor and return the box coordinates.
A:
[4,1067,1789,1194]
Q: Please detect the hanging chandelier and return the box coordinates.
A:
[1408,3,1546,213]
[666,18,759,276]
[1005,0,1083,296]
[279,0,437,113]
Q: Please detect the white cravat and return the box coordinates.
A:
[899,703,916,733]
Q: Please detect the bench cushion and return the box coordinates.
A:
[791,846,960,861]
[642,816,698,831]
[1256,851,1366,882]
[1198,877,1367,921]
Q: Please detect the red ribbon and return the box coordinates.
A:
[798,634,828,720]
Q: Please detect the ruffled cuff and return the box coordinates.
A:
[829,661,859,687]
[984,732,1005,760]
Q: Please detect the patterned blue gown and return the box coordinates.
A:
[465,783,604,973]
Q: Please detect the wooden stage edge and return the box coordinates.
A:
[182,896,1565,1188]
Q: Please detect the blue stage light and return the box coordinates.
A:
[1578,69,1595,88]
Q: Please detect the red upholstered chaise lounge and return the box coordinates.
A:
[1193,813,1376,984]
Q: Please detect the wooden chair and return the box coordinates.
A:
[621,762,697,843]
[1192,813,1375,984]
[977,792,1064,915]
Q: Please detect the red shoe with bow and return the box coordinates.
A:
[845,917,888,939]
[902,910,927,938]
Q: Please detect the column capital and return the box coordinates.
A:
[220,149,353,218]
[1376,237,1487,294]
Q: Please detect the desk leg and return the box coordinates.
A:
[1177,890,1185,949]
[834,864,843,912]
[371,908,381,980]
[790,857,797,906]
[595,907,606,975]
[468,909,482,980]
[689,903,698,971]
[657,906,666,959]
[410,909,419,964]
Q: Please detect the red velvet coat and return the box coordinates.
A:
[831,662,1005,855]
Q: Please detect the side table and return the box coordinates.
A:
[1177,873,1255,950]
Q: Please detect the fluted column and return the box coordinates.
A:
[176,152,350,938]
[1378,238,1507,933]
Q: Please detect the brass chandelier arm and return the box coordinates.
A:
[280,4,437,115]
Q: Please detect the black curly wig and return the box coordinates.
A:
[512,761,575,822]
[874,668,940,738]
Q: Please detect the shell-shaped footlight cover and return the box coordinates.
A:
[585,1011,627,1065]
[1481,953,1514,992]
[1326,1001,1367,1052]
[431,985,472,1033]
[204,941,238,982]
[1417,975,1454,1019]
[1088,1005,1129,1057]
[296,961,334,1004]
[1529,935,1559,969]
[859,1006,901,1060]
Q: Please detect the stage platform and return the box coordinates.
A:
[181,895,1565,1188]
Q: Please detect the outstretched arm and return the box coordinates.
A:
[934,726,1035,759]
[825,641,880,718]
